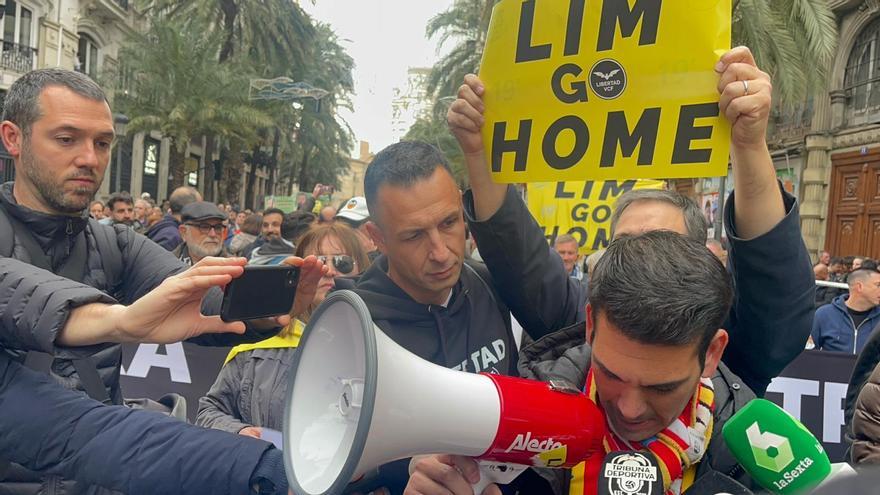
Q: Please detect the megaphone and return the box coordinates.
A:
[283,290,608,494]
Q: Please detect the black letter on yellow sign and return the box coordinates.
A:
[516,0,552,63]
[672,103,718,164]
[597,0,662,52]
[491,120,532,172]
[543,116,589,170]
[551,63,589,103]
[600,108,661,167]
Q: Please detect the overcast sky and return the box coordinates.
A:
[301,0,455,154]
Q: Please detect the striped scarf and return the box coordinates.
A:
[572,370,715,495]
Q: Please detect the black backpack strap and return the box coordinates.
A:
[88,218,123,297]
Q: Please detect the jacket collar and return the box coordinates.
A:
[0,181,89,252]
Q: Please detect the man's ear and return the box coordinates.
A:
[178,225,187,237]
[701,329,729,379]
[365,221,386,254]
[0,121,23,158]
[585,304,595,345]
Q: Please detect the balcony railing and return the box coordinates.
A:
[0,42,36,74]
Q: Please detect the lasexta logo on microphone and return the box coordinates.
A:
[746,422,794,472]
[746,421,816,491]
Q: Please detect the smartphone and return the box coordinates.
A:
[220,265,300,322]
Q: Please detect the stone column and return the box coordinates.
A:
[801,86,834,261]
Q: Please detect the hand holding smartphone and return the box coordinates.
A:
[220,265,300,322]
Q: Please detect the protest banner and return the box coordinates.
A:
[528,179,664,254]
[479,0,731,183]
[120,345,855,463]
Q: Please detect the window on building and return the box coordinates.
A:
[77,34,99,79]
[845,17,880,124]
[144,140,159,176]
[3,1,33,47]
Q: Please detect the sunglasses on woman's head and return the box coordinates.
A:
[316,254,356,274]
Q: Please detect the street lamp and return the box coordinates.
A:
[113,113,129,193]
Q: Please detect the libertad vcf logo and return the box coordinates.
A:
[590,59,626,100]
[746,422,794,472]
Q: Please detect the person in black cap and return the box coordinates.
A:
[173,201,230,265]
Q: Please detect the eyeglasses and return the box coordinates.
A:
[185,223,227,235]
[317,254,356,275]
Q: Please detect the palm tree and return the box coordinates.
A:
[113,17,273,190]
[424,0,498,112]
[732,0,837,105]
[288,23,355,192]
[148,0,316,68]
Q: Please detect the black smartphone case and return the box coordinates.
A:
[220,265,300,322]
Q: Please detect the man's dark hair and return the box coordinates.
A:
[3,68,108,136]
[364,141,453,223]
[831,256,845,266]
[862,259,879,272]
[610,189,709,244]
[168,187,200,215]
[282,211,315,242]
[589,230,733,366]
[263,208,285,219]
[106,192,133,210]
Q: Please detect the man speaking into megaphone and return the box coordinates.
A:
[408,230,753,494]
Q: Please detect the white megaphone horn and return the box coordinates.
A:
[283,290,607,495]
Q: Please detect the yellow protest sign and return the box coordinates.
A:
[479,0,731,183]
[528,179,665,254]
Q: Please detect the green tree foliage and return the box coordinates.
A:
[732,0,837,105]
[113,17,273,190]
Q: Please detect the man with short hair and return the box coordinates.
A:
[325,141,533,493]
[173,201,229,266]
[244,208,291,263]
[820,250,831,266]
[409,232,752,494]
[102,191,134,227]
[812,269,880,354]
[830,257,848,282]
[335,196,378,259]
[132,197,149,232]
[553,234,582,280]
[815,263,830,281]
[146,186,202,250]
[442,46,813,399]
[0,67,298,494]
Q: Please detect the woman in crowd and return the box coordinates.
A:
[196,222,371,438]
[228,213,262,256]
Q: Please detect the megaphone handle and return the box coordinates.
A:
[472,461,528,494]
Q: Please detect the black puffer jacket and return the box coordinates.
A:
[0,182,279,494]
[516,324,757,494]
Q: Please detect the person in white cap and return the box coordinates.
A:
[335,196,378,260]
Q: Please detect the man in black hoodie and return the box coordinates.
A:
[333,141,580,493]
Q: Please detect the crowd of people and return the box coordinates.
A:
[2,47,880,495]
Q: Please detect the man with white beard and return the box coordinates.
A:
[173,201,229,265]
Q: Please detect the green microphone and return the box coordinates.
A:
[721,399,831,494]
